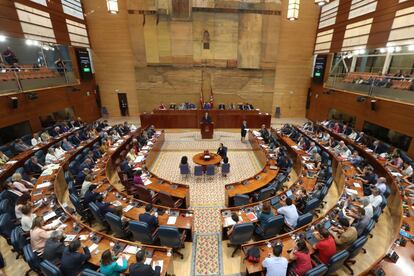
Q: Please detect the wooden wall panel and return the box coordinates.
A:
[83,0,140,116]
[307,83,414,157]
[260,14,280,68]
[127,13,147,67]
[170,21,193,64]
[272,0,319,118]
[0,0,24,38]
[237,13,262,69]
[0,80,100,132]
[143,15,160,64]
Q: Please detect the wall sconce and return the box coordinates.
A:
[106,0,119,14]
[287,0,300,21]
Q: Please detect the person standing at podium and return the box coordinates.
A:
[241,120,248,143]
[201,112,212,123]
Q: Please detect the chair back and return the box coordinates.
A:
[105,212,126,238]
[229,222,254,246]
[64,171,73,183]
[302,198,321,214]
[296,213,313,229]
[347,235,368,259]
[305,264,328,276]
[68,161,79,175]
[221,163,230,174]
[194,166,203,176]
[206,165,215,176]
[81,269,105,276]
[158,226,182,248]
[327,250,350,274]
[257,186,274,201]
[69,194,87,218]
[129,221,155,244]
[372,207,381,222]
[262,215,284,239]
[0,213,14,240]
[16,167,30,181]
[40,260,62,276]
[11,226,27,254]
[0,199,13,216]
[362,219,376,236]
[179,164,190,175]
[233,194,250,206]
[88,202,106,226]
[136,185,153,203]
[158,191,175,208]
[23,245,42,273]
[35,150,45,164]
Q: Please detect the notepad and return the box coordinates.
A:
[144,179,152,186]
[88,243,98,253]
[124,245,139,254]
[391,172,402,177]
[167,216,177,225]
[353,182,361,188]
[43,211,56,221]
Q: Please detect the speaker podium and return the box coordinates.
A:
[200,122,214,139]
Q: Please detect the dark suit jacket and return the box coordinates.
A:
[60,247,90,276]
[217,146,228,158]
[139,212,159,233]
[129,263,161,276]
[43,239,66,263]
[29,161,43,175]
[201,115,212,123]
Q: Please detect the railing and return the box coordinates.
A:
[0,65,78,95]
[325,72,414,104]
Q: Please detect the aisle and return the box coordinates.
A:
[149,130,261,276]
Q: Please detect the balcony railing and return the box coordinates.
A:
[0,65,78,95]
[326,72,414,104]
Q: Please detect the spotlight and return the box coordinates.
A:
[387,47,395,53]
[25,39,33,46]
[0,35,6,42]
[379,48,386,53]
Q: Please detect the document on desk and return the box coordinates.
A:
[144,258,152,265]
[43,211,56,221]
[391,172,402,177]
[134,156,145,163]
[36,182,52,189]
[291,145,300,150]
[224,216,236,227]
[64,235,77,242]
[167,216,177,225]
[252,130,260,137]
[152,260,163,271]
[88,243,99,253]
[147,141,154,146]
[123,205,134,213]
[142,146,150,151]
[144,179,152,186]
[345,188,358,195]
[6,160,18,165]
[124,245,139,255]
[353,182,361,188]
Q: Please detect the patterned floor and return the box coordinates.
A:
[149,131,261,275]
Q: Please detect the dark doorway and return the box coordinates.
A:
[118,93,129,116]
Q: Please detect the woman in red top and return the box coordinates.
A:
[289,239,313,276]
[332,123,341,134]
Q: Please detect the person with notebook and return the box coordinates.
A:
[129,250,161,276]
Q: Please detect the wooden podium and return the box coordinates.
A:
[200,122,214,139]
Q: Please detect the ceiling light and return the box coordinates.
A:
[379,48,386,53]
[25,39,33,46]
[106,0,119,14]
[287,0,300,21]
[0,35,6,42]
[315,0,329,6]
[408,45,414,51]
[387,47,395,53]
[395,46,401,52]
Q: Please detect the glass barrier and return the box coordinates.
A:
[0,37,79,94]
[326,72,414,103]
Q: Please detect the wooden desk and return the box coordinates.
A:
[192,152,222,166]
[140,109,271,129]
[31,132,174,275]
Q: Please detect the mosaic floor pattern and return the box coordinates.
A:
[149,131,261,275]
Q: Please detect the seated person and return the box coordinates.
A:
[295,187,309,213]
[11,172,33,194]
[255,202,274,236]
[389,152,403,169]
[370,140,386,155]
[309,152,322,169]
[45,147,59,165]
[54,144,66,159]
[83,185,99,207]
[27,156,44,177]
[402,162,413,182]
[360,188,383,209]
[277,198,299,229]
[307,142,318,155]
[60,239,91,276]
[14,138,30,153]
[374,177,387,194]
[262,244,287,276]
[129,249,161,276]
[43,230,66,264]
[347,207,371,237]
[259,124,270,142]
[100,250,128,276]
[333,141,351,159]
[76,168,90,187]
[139,204,159,233]
[349,151,363,168]
[80,174,96,197]
[30,216,58,255]
[14,193,31,220]
[217,143,228,159]
[31,133,42,146]
[0,151,9,166]
[21,204,37,232]
[355,131,368,145]
[80,158,93,171]
[120,159,134,179]
[41,131,51,142]
[288,239,312,276]
[312,227,336,264]
[227,213,243,237]
[61,138,75,151]
[95,194,115,217]
[330,217,357,250]
[133,170,144,187]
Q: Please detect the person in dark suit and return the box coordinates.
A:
[60,239,91,276]
[83,185,99,208]
[370,140,386,155]
[28,156,44,177]
[354,131,367,145]
[43,230,66,264]
[14,139,30,153]
[217,143,228,159]
[129,250,161,276]
[69,134,81,146]
[76,168,90,186]
[139,204,159,233]
[241,120,248,143]
[201,112,212,123]
[95,194,115,217]
[61,138,74,151]
[259,124,270,143]
[218,104,225,110]
[79,158,93,171]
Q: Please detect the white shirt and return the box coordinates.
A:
[80,180,93,197]
[262,256,288,276]
[277,204,299,228]
[364,204,374,219]
[348,132,357,140]
[375,182,387,194]
[367,194,383,209]
[45,153,58,165]
[31,137,42,146]
[54,147,66,159]
[21,213,36,232]
[403,165,413,177]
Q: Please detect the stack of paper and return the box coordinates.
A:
[37,182,52,189]
[88,243,98,253]
[123,245,139,254]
